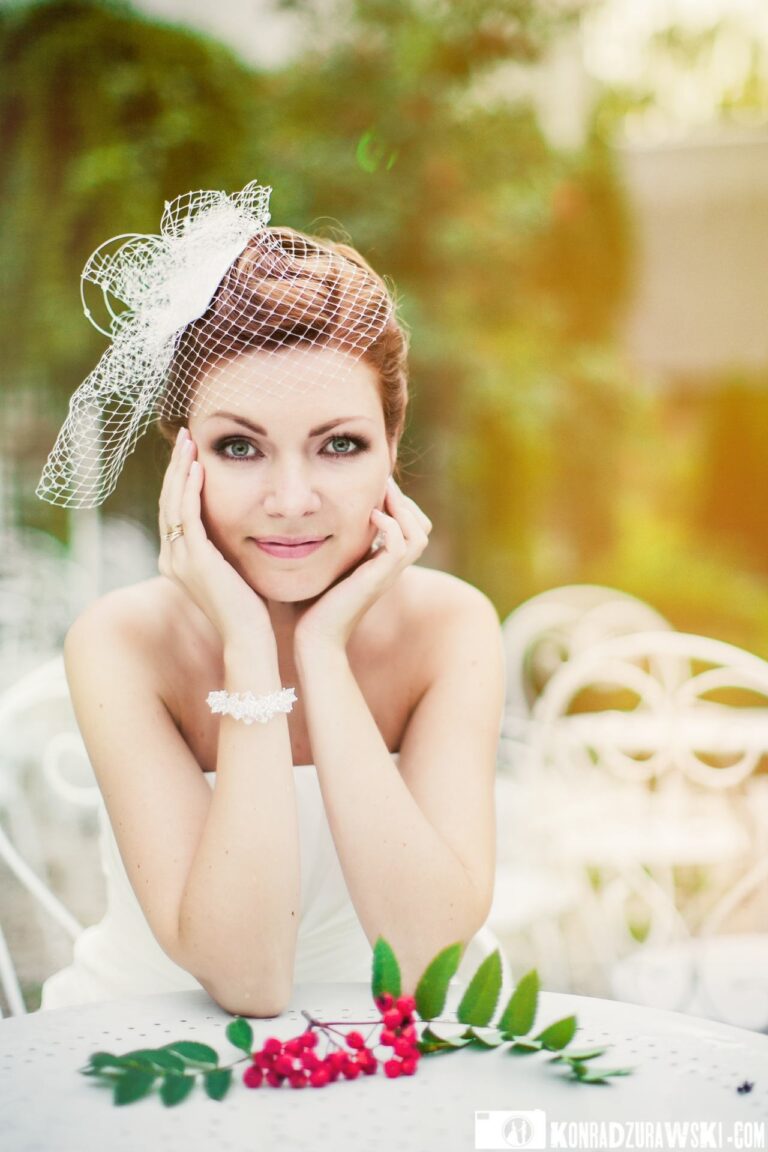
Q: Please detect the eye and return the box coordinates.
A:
[216,437,260,461]
[323,435,368,457]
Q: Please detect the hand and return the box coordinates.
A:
[158,428,274,648]
[294,476,432,653]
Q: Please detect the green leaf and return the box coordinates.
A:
[84,1051,127,1071]
[462,1026,506,1048]
[534,1016,577,1051]
[423,1024,472,1048]
[506,1039,544,1054]
[456,950,503,1026]
[113,1070,155,1105]
[423,1027,465,1046]
[372,937,401,1001]
[550,1047,607,1064]
[160,1073,196,1106]
[162,1041,219,1068]
[417,1031,466,1056]
[204,1068,233,1101]
[572,1066,633,1084]
[83,1051,161,1076]
[122,1048,186,1073]
[497,970,539,1036]
[414,943,463,1020]
[226,1018,254,1055]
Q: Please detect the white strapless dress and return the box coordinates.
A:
[39,761,386,1009]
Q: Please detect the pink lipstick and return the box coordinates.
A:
[255,537,328,559]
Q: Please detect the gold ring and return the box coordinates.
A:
[162,524,184,543]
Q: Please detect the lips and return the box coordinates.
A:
[254,536,329,559]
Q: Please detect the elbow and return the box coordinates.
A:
[201,976,293,1019]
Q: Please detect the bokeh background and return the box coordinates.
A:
[2,0,768,653]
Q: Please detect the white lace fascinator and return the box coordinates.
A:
[36,180,396,508]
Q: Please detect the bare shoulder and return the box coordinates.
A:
[396,565,501,637]
[381,566,503,690]
[64,577,179,676]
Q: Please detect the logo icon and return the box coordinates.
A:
[475,1110,547,1149]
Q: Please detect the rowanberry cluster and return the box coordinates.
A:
[242,993,421,1089]
[374,993,420,1079]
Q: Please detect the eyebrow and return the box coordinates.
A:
[204,413,376,437]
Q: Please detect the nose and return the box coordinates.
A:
[262,458,322,518]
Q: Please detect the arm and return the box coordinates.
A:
[295,582,504,993]
[65,602,300,1017]
[175,636,300,1014]
[65,430,303,1017]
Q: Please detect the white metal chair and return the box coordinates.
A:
[498,586,675,783]
[0,528,90,691]
[500,584,674,725]
[525,629,768,1026]
[494,587,676,993]
[0,656,100,1015]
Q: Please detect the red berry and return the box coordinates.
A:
[266,1070,284,1087]
[329,1051,347,1070]
[384,1059,402,1078]
[396,996,416,1016]
[376,993,394,1012]
[342,1060,361,1079]
[346,1031,366,1049]
[274,1055,294,1077]
[289,1071,308,1088]
[284,1037,303,1056]
[401,1057,417,1076]
[300,1050,321,1070]
[243,1065,263,1088]
[400,1023,418,1042]
[263,1037,283,1056]
[380,1027,397,1046]
[310,1065,331,1087]
[394,1037,414,1057]
[301,1030,318,1049]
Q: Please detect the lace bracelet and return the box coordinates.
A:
[206,687,297,725]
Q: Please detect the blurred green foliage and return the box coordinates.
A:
[4,0,768,651]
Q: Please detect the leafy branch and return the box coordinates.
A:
[80,938,632,1104]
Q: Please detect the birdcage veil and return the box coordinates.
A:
[36,180,396,509]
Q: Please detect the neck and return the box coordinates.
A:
[264,593,320,654]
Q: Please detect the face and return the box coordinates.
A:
[187,345,397,604]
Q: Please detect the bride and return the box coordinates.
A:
[36,181,505,1017]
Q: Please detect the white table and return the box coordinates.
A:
[2,983,767,1150]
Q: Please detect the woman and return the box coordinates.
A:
[37,181,505,1016]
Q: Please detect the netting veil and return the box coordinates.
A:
[36,180,395,509]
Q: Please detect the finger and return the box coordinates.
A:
[386,478,432,535]
[179,459,208,552]
[384,483,429,546]
[158,428,185,530]
[161,430,195,536]
[370,508,406,556]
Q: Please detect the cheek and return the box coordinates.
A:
[199,468,250,533]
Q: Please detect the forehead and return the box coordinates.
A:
[188,345,383,425]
